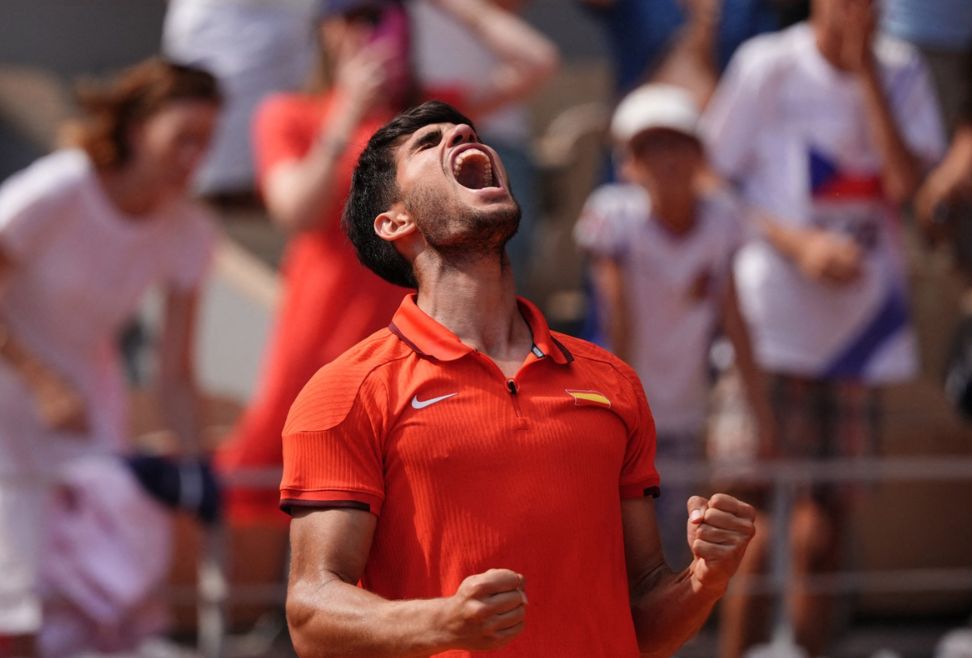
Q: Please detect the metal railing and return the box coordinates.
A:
[190,456,972,657]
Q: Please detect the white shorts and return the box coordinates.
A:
[0,477,46,635]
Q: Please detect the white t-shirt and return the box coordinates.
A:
[575,183,742,434]
[0,150,217,476]
[163,0,318,193]
[702,23,946,382]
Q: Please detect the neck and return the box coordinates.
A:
[647,181,697,236]
[97,166,166,217]
[413,251,531,362]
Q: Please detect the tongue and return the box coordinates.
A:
[456,151,492,190]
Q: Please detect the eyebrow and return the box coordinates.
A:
[410,127,444,153]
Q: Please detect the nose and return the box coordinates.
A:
[448,123,476,147]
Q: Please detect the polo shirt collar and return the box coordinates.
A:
[389,293,573,364]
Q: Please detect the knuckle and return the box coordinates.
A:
[463,600,488,622]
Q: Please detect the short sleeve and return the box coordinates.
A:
[280,371,387,515]
[574,185,634,259]
[702,37,777,181]
[616,362,660,499]
[709,187,748,254]
[164,204,218,291]
[0,156,73,261]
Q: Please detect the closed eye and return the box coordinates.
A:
[413,129,443,152]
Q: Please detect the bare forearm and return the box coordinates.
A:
[631,566,721,658]
[266,96,361,233]
[430,0,559,116]
[158,290,204,453]
[721,288,773,435]
[157,376,202,454]
[858,61,923,205]
[288,577,450,658]
[755,213,802,262]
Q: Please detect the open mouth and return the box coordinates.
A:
[452,147,497,190]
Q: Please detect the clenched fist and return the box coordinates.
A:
[437,568,527,651]
[686,493,756,595]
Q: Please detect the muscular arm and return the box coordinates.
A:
[624,494,755,657]
[288,507,527,658]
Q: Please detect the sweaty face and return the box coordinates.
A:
[395,122,521,258]
[128,99,219,197]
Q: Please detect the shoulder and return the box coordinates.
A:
[283,329,413,435]
[579,183,649,233]
[699,187,743,227]
[256,92,322,128]
[0,150,92,241]
[728,23,807,81]
[554,332,645,394]
[0,150,89,206]
[874,33,924,69]
[586,183,648,209]
[873,33,931,84]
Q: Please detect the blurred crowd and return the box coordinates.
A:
[0,0,970,657]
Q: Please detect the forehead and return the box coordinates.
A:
[400,122,456,145]
[392,121,461,163]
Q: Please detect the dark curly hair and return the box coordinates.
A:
[66,57,222,170]
[342,100,475,288]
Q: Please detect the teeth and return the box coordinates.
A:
[453,148,493,189]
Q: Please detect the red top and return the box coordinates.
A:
[281,294,660,657]
[215,92,407,522]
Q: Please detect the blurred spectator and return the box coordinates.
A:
[702,0,946,655]
[917,71,972,268]
[883,3,972,280]
[578,0,792,97]
[881,0,971,130]
[409,0,558,294]
[574,84,774,570]
[162,0,318,201]
[0,58,220,657]
[215,0,558,524]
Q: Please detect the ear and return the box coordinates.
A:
[374,201,416,242]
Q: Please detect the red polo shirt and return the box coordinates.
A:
[281,294,660,657]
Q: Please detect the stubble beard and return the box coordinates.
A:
[406,186,522,265]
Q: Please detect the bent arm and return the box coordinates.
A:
[262,95,368,233]
[288,507,527,658]
[622,498,719,658]
[289,508,448,658]
[157,286,204,454]
[623,494,754,657]
[263,33,392,233]
[429,0,560,117]
[0,245,87,432]
[857,60,924,205]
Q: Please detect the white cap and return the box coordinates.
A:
[610,84,701,145]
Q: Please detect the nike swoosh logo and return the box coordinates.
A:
[411,393,458,409]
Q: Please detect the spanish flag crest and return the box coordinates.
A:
[565,389,611,408]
